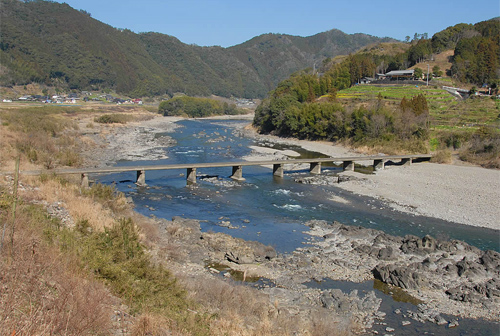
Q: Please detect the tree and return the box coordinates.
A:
[432,65,442,77]
[414,67,423,79]
[328,87,337,102]
[405,36,411,43]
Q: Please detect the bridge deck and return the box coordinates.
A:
[1,154,432,187]
[16,154,432,176]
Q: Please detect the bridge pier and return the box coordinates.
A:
[186,168,197,184]
[373,159,386,171]
[401,158,412,166]
[273,163,284,177]
[81,173,89,188]
[136,170,146,186]
[309,162,321,175]
[230,165,245,181]
[343,160,354,171]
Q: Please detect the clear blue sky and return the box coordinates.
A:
[56,0,499,47]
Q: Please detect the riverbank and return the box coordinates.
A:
[237,124,500,232]
[77,114,184,167]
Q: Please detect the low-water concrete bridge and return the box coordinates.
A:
[17,154,432,187]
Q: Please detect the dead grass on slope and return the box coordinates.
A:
[0,192,116,335]
[178,274,353,336]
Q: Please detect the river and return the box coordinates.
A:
[97,118,499,335]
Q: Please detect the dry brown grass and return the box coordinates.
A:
[0,208,115,335]
[28,177,119,231]
[409,49,454,77]
[178,273,353,336]
[431,149,453,164]
[131,313,189,336]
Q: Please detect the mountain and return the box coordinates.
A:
[0,0,395,98]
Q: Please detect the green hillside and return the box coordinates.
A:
[0,0,393,98]
[253,17,500,166]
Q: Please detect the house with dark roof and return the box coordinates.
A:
[384,70,415,80]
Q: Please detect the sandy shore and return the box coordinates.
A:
[337,164,500,230]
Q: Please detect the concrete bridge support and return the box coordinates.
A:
[81,173,89,188]
[231,165,245,181]
[186,168,197,184]
[309,162,321,175]
[343,160,354,171]
[136,170,146,186]
[401,158,412,166]
[373,159,386,171]
[273,163,284,177]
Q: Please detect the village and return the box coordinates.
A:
[4,91,143,105]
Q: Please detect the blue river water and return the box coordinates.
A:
[99,119,499,253]
[96,118,499,335]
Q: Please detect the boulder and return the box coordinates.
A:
[373,233,403,246]
[254,244,277,261]
[480,250,500,273]
[400,235,437,255]
[225,251,254,265]
[455,257,486,279]
[354,244,373,255]
[446,285,483,303]
[421,235,437,251]
[373,263,429,290]
[446,278,500,303]
[377,246,398,260]
[339,225,376,239]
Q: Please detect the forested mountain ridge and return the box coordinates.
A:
[252,17,499,165]
[0,0,394,98]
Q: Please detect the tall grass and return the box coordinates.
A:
[0,106,82,169]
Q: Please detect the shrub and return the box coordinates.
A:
[94,113,132,124]
[459,127,500,168]
[431,149,453,164]
[158,96,243,117]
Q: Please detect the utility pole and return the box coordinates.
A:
[427,64,429,86]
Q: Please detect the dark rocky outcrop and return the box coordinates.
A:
[373,264,429,290]
[320,289,381,314]
[160,215,499,328]
[446,278,500,303]
[400,235,438,255]
[480,250,500,273]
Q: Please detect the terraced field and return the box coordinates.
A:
[337,84,454,102]
[337,84,499,130]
